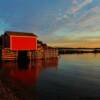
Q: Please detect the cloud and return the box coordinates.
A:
[47,35,100,48]
[72,0,78,5]
[36,0,100,48]
[53,0,92,30]
[55,1,100,35]
[75,11,100,32]
[71,0,93,14]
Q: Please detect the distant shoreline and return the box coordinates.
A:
[57,48,100,54]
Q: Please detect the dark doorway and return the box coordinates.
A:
[17,51,29,62]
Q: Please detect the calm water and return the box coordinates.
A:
[1,54,100,100]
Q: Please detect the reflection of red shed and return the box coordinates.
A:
[9,68,40,87]
[2,31,37,50]
[8,62,42,87]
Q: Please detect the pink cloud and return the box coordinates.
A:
[71,0,93,14]
[72,0,78,5]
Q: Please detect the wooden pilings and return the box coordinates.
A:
[1,48,17,61]
[1,47,58,61]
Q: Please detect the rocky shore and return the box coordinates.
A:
[0,79,37,100]
[0,80,18,100]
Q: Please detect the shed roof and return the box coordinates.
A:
[4,31,37,37]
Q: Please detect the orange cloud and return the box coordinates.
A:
[48,40,100,48]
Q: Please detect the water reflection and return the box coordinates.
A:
[0,59,58,99]
[36,54,100,100]
[1,54,100,99]
[1,59,58,87]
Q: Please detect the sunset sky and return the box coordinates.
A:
[0,0,100,48]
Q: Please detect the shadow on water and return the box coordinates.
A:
[17,60,30,70]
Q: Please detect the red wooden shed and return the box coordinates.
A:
[2,31,37,50]
[2,31,37,61]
